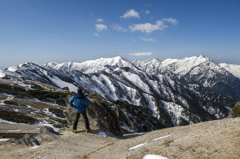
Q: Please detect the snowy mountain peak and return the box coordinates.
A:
[133,58,161,64]
[43,56,135,74]
[181,55,210,64]
[17,62,34,68]
[142,58,161,64]
[133,58,162,72]
[43,62,58,68]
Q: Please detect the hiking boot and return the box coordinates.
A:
[72,129,77,133]
[86,128,90,133]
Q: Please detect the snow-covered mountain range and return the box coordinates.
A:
[1,55,240,127]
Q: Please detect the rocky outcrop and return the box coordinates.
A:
[63,95,76,126]
[112,100,165,133]
[63,93,165,136]
[21,134,40,146]
[9,134,40,146]
[40,126,60,142]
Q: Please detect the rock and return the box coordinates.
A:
[87,93,122,137]
[40,126,60,142]
[63,95,76,125]
[113,100,166,132]
[9,138,22,145]
[22,134,40,146]
[10,134,40,146]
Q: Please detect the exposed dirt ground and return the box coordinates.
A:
[1,117,240,159]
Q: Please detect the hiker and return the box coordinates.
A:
[69,87,90,133]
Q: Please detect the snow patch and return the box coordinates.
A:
[7,67,18,72]
[98,132,107,137]
[0,118,60,132]
[123,132,145,136]
[143,154,169,159]
[0,138,10,142]
[152,134,173,141]
[142,93,158,117]
[0,118,27,125]
[162,101,186,126]
[13,109,19,112]
[42,70,77,92]
[129,142,148,150]
[8,129,21,132]
[30,145,40,149]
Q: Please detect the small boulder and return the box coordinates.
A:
[40,126,60,142]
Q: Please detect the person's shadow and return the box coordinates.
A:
[76,129,102,134]
[76,130,85,133]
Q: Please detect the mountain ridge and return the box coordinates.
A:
[1,55,240,129]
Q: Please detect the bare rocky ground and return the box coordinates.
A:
[0,117,240,159]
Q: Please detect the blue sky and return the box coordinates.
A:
[0,0,240,69]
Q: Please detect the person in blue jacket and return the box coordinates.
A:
[69,88,90,133]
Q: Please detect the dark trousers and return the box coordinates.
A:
[73,110,89,130]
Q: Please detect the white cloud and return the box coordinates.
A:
[145,10,150,14]
[129,20,167,33]
[118,42,123,44]
[119,53,124,55]
[162,18,178,26]
[150,16,154,19]
[94,33,99,36]
[96,18,104,22]
[120,9,140,19]
[112,24,127,32]
[129,52,152,56]
[95,24,107,32]
[140,37,156,42]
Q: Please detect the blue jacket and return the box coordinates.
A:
[69,93,90,112]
